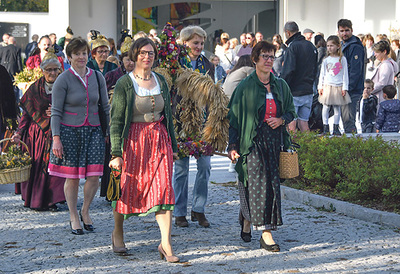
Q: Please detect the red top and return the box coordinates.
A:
[263,98,277,122]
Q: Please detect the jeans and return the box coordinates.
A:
[293,94,313,121]
[341,92,362,133]
[173,155,211,217]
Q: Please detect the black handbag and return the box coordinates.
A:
[94,71,108,137]
[107,168,121,201]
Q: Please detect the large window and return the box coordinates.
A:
[0,0,49,12]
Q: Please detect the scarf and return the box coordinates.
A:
[20,76,53,173]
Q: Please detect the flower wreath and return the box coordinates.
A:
[154,23,229,159]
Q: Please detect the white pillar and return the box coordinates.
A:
[127,0,133,32]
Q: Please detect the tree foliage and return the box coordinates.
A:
[0,0,48,12]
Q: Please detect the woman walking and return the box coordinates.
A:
[228,41,296,251]
[49,37,110,235]
[109,38,179,262]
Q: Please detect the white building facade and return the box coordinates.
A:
[1,0,400,53]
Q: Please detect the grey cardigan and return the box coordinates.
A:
[51,68,110,136]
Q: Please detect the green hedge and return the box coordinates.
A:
[289,132,400,212]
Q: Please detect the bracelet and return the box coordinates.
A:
[281,118,286,126]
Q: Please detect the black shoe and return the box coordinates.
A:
[260,236,280,252]
[333,124,341,136]
[79,210,94,232]
[175,216,188,227]
[322,125,330,135]
[191,211,210,227]
[240,223,251,242]
[70,222,84,235]
[48,204,59,212]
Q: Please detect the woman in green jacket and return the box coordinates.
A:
[227,41,296,252]
[109,38,179,262]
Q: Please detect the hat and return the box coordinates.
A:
[89,30,109,52]
[220,32,230,40]
[303,28,314,34]
[120,37,133,54]
[42,47,58,63]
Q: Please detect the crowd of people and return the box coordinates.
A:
[0,18,399,263]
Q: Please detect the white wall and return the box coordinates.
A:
[280,0,400,41]
[69,0,118,40]
[282,0,343,38]
[0,0,69,42]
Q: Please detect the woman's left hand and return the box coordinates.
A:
[266,117,284,129]
[342,90,347,97]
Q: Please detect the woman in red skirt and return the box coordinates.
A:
[109,38,179,262]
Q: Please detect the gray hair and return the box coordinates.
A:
[284,21,299,33]
[179,25,207,42]
[40,58,62,70]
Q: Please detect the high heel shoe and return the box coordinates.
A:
[158,244,180,263]
[79,210,94,231]
[260,236,280,252]
[69,221,84,235]
[111,234,127,254]
[240,223,252,242]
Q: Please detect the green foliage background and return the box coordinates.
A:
[288,132,400,212]
[0,0,48,12]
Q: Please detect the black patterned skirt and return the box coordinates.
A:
[239,122,282,231]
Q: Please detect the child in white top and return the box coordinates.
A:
[318,35,351,135]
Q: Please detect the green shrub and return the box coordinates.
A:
[290,132,400,211]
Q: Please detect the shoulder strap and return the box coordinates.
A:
[94,70,102,104]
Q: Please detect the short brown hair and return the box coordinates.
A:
[364,79,374,89]
[128,37,158,62]
[337,19,352,30]
[373,40,390,55]
[383,85,396,99]
[66,37,90,58]
[251,41,276,63]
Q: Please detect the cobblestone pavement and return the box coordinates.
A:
[1,156,400,273]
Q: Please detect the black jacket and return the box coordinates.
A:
[281,32,317,97]
[0,44,22,79]
[357,94,378,124]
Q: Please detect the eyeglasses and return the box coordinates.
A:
[139,50,155,57]
[43,68,60,73]
[97,50,110,55]
[260,54,276,61]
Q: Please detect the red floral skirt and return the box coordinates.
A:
[114,118,175,215]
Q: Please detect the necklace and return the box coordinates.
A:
[135,73,153,81]
[261,80,270,86]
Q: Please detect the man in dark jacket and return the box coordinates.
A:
[338,19,365,133]
[0,36,22,80]
[281,21,317,132]
[24,34,39,60]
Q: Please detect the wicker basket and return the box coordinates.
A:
[279,150,299,179]
[0,138,31,184]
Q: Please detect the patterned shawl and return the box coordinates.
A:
[19,76,52,133]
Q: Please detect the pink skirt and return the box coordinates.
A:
[114,118,175,215]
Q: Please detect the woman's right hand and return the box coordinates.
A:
[52,136,63,159]
[318,89,323,96]
[11,133,21,144]
[228,150,240,163]
[109,157,123,170]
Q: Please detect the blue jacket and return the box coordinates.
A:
[341,35,365,95]
[280,32,318,97]
[375,99,400,132]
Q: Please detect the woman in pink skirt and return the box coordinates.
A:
[109,38,179,262]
